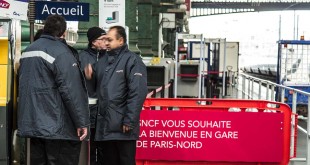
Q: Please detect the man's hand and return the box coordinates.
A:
[77,127,88,141]
[84,64,93,80]
[122,125,132,133]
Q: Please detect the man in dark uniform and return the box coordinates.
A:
[85,25,147,165]
[79,26,107,164]
[17,15,90,165]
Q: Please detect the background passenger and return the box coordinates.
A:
[78,26,107,165]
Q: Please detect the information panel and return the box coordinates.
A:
[99,0,125,31]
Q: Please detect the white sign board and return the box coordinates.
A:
[99,0,125,31]
[178,34,202,40]
[0,0,28,20]
[191,42,209,59]
[162,13,175,29]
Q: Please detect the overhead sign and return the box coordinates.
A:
[0,0,28,20]
[99,0,125,31]
[137,110,284,162]
[35,1,89,21]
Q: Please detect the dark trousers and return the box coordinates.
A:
[30,138,81,165]
[97,140,136,165]
[90,128,97,165]
[89,104,98,165]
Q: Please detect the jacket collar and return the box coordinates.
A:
[107,44,128,56]
[106,44,128,64]
[40,34,70,45]
[41,34,62,42]
[86,46,106,58]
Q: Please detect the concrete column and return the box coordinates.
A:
[74,0,99,51]
[126,0,140,54]
[137,0,154,57]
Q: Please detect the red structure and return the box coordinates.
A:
[136,98,293,165]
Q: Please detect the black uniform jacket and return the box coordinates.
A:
[79,47,105,127]
[94,44,147,141]
[17,35,90,140]
[79,47,105,98]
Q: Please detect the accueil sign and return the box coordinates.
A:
[35,1,89,21]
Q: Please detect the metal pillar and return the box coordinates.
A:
[28,0,35,43]
[138,0,154,57]
[74,0,99,51]
[125,0,141,54]
[152,0,160,56]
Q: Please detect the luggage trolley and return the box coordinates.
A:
[277,40,310,116]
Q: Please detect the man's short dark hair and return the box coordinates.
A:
[43,15,67,37]
[109,26,127,44]
[34,29,44,41]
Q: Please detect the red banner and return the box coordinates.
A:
[136,110,284,162]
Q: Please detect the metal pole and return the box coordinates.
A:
[235,72,239,98]
[28,0,35,43]
[281,88,285,103]
[27,1,36,164]
[258,81,262,99]
[293,10,296,40]
[307,97,310,165]
[198,34,203,98]
[229,71,233,96]
[271,85,275,101]
[266,82,269,100]
[242,75,245,99]
[161,85,165,98]
[297,14,299,40]
[291,92,297,158]
[247,78,251,99]
[222,38,227,97]
[251,79,254,99]
[201,39,206,98]
[158,13,162,58]
[174,33,179,98]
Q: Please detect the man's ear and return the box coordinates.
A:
[91,40,96,46]
[61,31,66,38]
[119,37,124,45]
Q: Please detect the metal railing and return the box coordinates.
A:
[235,72,310,164]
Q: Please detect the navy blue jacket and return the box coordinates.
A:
[79,47,105,98]
[79,47,105,127]
[94,44,147,141]
[17,35,90,140]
